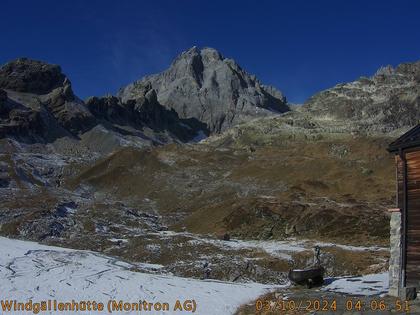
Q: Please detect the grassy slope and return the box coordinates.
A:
[67,130,395,246]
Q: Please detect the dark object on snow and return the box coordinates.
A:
[221,233,230,241]
[288,266,325,288]
[215,231,230,241]
[288,246,324,288]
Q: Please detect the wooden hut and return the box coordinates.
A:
[388,125,420,299]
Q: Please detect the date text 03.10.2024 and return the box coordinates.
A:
[255,298,411,312]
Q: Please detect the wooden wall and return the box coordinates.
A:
[404,151,420,287]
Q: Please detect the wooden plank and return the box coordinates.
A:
[406,272,420,279]
[404,151,420,286]
[407,220,420,225]
[407,269,420,274]
[407,266,420,272]
[407,230,420,236]
[407,217,420,222]
[406,152,420,158]
[407,278,420,283]
[407,237,420,241]
[406,250,420,256]
[407,268,420,272]
[407,223,420,228]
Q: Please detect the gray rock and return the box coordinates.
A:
[42,84,96,135]
[0,58,96,141]
[86,87,208,142]
[119,47,289,133]
[0,58,66,94]
[0,108,45,141]
[302,60,420,132]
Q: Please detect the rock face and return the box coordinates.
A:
[0,58,96,142]
[302,61,420,132]
[0,58,66,94]
[0,58,205,145]
[86,85,207,143]
[119,47,289,133]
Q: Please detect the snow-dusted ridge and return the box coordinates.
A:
[0,237,281,314]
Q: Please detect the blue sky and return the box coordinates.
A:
[1,0,420,103]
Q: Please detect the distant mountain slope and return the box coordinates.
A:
[119,47,289,133]
[302,61,420,132]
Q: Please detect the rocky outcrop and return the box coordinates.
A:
[302,61,420,132]
[0,58,96,142]
[41,79,96,135]
[86,85,207,142]
[0,58,66,94]
[0,108,45,141]
[0,88,46,141]
[0,58,204,145]
[119,47,289,133]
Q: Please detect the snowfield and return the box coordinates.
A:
[0,237,390,314]
[0,237,280,314]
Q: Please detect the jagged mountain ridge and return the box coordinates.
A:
[119,47,289,133]
[206,59,420,148]
[0,58,204,148]
[301,60,420,132]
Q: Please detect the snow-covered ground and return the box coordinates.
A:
[0,237,280,314]
[322,273,389,296]
[0,236,390,314]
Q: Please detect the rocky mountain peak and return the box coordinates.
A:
[374,65,394,77]
[0,58,95,141]
[200,47,223,60]
[0,58,70,95]
[395,60,420,82]
[119,46,289,133]
[302,59,420,132]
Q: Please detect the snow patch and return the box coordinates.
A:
[322,273,388,296]
[109,238,129,243]
[0,237,280,314]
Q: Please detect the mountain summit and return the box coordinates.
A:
[119,47,289,133]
